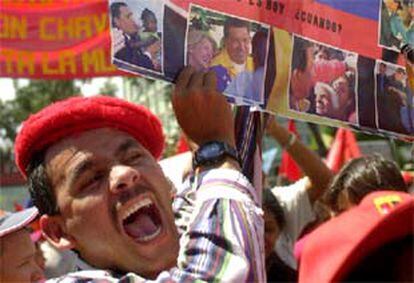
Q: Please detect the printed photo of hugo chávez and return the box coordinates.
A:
[186,4,270,106]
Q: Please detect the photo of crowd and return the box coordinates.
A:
[186,5,270,105]
[376,61,414,135]
[379,0,414,51]
[288,35,358,124]
[110,0,163,74]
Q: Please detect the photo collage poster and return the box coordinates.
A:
[108,0,414,140]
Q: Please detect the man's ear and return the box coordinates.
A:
[40,214,76,250]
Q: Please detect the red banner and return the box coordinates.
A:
[171,0,383,61]
[0,0,125,78]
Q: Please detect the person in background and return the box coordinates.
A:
[0,207,44,282]
[262,189,297,282]
[314,154,407,223]
[265,118,334,271]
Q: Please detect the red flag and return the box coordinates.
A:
[175,133,190,154]
[279,120,302,182]
[401,171,414,187]
[326,128,361,173]
[13,202,24,212]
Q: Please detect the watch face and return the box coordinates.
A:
[199,142,222,159]
[194,141,238,168]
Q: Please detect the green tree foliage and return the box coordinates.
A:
[0,80,79,143]
[125,77,179,158]
[99,79,118,97]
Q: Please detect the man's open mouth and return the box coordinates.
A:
[122,197,162,243]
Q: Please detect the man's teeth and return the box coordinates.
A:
[122,198,153,221]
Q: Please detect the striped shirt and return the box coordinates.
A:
[47,168,265,282]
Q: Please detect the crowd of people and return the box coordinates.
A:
[1,4,414,281]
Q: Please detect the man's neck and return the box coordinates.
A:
[232,61,246,74]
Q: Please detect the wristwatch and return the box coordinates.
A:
[193,141,239,169]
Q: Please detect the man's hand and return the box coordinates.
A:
[172,67,235,150]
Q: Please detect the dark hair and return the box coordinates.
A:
[252,30,267,68]
[141,8,156,22]
[26,151,58,215]
[396,68,406,75]
[323,155,407,213]
[110,2,127,27]
[223,17,251,39]
[263,189,285,230]
[292,37,313,72]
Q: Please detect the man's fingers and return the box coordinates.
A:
[187,71,205,90]
[175,66,195,94]
[204,71,217,91]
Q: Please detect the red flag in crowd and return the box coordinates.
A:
[13,202,24,212]
[401,171,414,187]
[326,128,361,173]
[176,133,190,154]
[279,120,302,182]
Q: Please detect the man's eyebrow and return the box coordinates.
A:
[67,158,94,186]
[115,138,139,156]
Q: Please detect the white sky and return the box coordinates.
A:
[0,77,124,101]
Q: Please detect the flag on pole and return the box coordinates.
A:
[326,128,362,173]
[279,120,302,182]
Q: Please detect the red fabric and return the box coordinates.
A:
[176,133,190,154]
[298,191,414,283]
[326,128,361,173]
[278,120,302,182]
[401,171,414,186]
[1,1,127,79]
[15,95,164,178]
[13,202,23,212]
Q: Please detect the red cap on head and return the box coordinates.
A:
[15,95,164,178]
[298,190,414,282]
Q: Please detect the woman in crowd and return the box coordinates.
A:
[315,154,407,222]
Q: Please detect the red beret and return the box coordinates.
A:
[15,95,164,178]
[298,190,414,282]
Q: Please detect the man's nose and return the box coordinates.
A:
[109,165,140,193]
